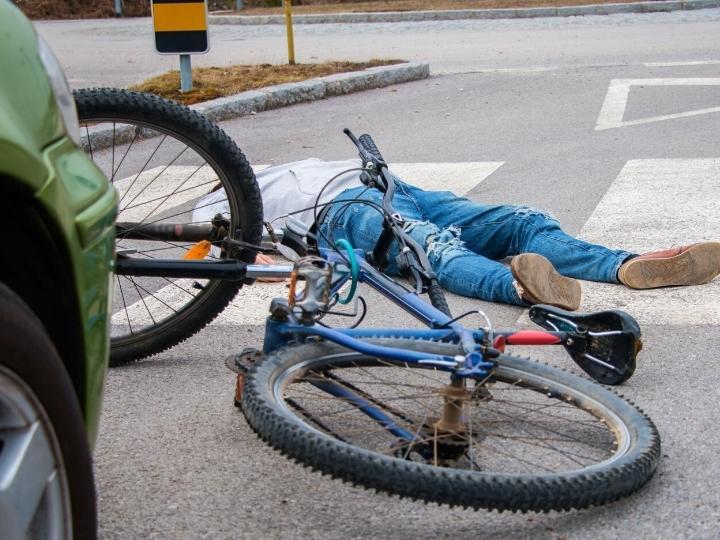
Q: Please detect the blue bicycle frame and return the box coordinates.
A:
[262,248,571,380]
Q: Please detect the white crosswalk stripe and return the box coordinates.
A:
[113,162,503,328]
[519,158,720,326]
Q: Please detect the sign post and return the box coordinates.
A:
[151,0,210,92]
[283,0,295,65]
[179,54,193,93]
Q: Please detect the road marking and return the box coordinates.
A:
[113,162,504,328]
[115,165,220,222]
[595,78,720,130]
[518,158,720,327]
[389,162,503,196]
[644,61,720,67]
[473,67,557,74]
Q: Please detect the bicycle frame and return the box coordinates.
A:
[116,236,638,383]
[262,248,572,379]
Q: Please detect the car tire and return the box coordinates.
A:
[0,282,97,539]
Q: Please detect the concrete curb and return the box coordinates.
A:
[80,62,429,150]
[209,0,720,25]
[191,61,429,122]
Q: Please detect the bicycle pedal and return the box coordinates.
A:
[227,348,266,407]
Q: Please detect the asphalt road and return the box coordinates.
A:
[39,9,720,539]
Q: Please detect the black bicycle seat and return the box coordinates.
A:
[529,304,642,385]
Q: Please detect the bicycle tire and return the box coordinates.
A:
[242,338,660,512]
[75,88,263,366]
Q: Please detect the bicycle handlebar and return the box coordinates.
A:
[343,128,386,171]
[358,133,386,164]
[343,128,450,316]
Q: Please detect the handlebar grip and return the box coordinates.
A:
[358,134,385,163]
[427,279,452,317]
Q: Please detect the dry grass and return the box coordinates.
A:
[226,0,645,15]
[18,0,660,19]
[129,59,404,105]
[15,0,149,19]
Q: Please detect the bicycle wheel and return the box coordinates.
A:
[242,338,660,512]
[75,88,263,366]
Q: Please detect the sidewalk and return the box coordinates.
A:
[209,0,720,25]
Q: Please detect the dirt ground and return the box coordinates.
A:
[129,60,404,105]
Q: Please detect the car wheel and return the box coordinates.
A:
[0,283,97,539]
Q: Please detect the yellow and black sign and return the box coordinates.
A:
[151,0,209,54]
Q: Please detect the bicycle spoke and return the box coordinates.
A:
[119,176,219,214]
[127,276,157,327]
[84,123,94,162]
[280,359,619,475]
[115,274,134,335]
[125,147,196,221]
[111,122,116,182]
[117,133,168,208]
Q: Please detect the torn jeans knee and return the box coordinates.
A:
[402,219,520,304]
[511,205,559,225]
[426,225,466,263]
[401,220,468,266]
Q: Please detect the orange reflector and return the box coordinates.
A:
[183,240,211,260]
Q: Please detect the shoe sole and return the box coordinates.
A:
[511,253,581,311]
[620,242,720,289]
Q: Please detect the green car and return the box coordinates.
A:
[0,2,116,538]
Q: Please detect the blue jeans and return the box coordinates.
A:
[318,181,633,306]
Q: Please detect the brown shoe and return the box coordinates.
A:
[510,253,581,311]
[618,242,720,289]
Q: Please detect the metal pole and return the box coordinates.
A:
[235,0,244,10]
[283,0,295,65]
[114,0,122,17]
[180,54,193,92]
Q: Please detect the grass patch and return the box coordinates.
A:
[130,59,405,105]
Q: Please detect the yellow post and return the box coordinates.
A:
[283,0,295,65]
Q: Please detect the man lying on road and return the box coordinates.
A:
[203,158,720,311]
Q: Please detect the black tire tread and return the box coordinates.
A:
[242,338,661,512]
[427,279,451,317]
[75,88,263,366]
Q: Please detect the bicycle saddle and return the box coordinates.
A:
[528,304,642,385]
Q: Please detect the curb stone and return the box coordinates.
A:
[209,0,720,25]
[80,62,429,150]
[192,61,429,122]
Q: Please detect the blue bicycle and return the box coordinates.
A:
[85,89,659,513]
[237,131,660,512]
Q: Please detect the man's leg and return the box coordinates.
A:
[319,186,524,305]
[400,183,631,283]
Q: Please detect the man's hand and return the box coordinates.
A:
[254,253,286,283]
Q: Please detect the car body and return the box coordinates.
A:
[0,1,116,537]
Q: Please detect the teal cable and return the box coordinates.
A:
[335,238,358,304]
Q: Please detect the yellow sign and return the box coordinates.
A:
[151,0,209,54]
